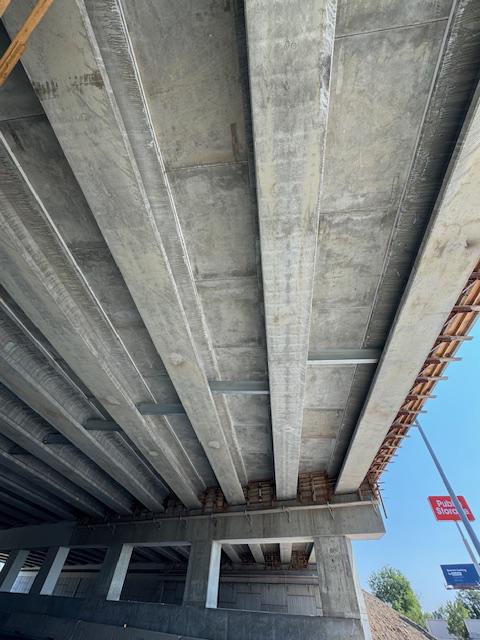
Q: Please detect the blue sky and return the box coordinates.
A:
[353,320,480,613]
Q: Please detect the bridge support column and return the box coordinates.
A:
[0,549,29,592]
[314,536,370,632]
[29,546,70,596]
[183,540,221,608]
[93,543,133,601]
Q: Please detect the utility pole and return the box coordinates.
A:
[415,419,480,580]
[455,521,480,572]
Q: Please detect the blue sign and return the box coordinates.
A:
[441,564,480,589]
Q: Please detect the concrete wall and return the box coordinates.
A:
[12,571,322,616]
[0,592,365,640]
[219,581,322,616]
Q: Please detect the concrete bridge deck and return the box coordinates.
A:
[0,1,480,638]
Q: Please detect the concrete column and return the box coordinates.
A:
[314,536,361,619]
[29,546,69,596]
[93,543,133,601]
[183,541,221,608]
[0,549,29,592]
[347,539,373,640]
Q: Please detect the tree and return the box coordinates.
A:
[431,590,480,640]
[457,589,480,619]
[443,601,468,640]
[369,566,425,626]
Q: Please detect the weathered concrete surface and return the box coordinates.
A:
[0,467,75,521]
[0,433,105,518]
[314,536,360,618]
[0,383,133,514]
[0,550,29,592]
[0,0,478,529]
[245,0,336,500]
[2,0,246,504]
[184,541,221,608]
[1,611,205,640]
[29,546,70,596]
[93,543,133,601]
[0,293,169,512]
[0,593,367,640]
[308,5,450,478]
[0,127,206,508]
[337,79,480,492]
[327,0,480,479]
[0,502,384,552]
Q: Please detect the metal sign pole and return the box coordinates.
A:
[454,521,480,576]
[415,419,480,578]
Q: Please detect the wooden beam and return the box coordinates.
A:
[0,0,54,87]
[0,0,11,19]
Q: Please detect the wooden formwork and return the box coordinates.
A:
[368,261,480,485]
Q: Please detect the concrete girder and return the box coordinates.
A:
[0,134,204,509]
[245,0,337,499]
[0,489,54,523]
[0,501,384,552]
[0,466,75,521]
[0,500,35,526]
[336,83,480,493]
[0,384,134,515]
[0,513,23,529]
[223,545,242,564]
[248,543,264,564]
[1,0,245,504]
[82,0,247,492]
[0,433,105,518]
[0,304,169,512]
[173,546,190,560]
[149,547,182,564]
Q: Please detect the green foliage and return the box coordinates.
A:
[431,590,480,640]
[368,566,425,627]
[444,601,468,639]
[457,589,480,619]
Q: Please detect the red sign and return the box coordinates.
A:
[428,496,475,522]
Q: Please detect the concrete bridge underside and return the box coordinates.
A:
[0,1,480,638]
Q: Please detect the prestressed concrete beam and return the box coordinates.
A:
[152,548,183,564]
[0,467,75,521]
[0,500,34,526]
[223,545,242,564]
[337,82,480,493]
[173,546,190,560]
[0,133,204,509]
[2,0,245,505]
[0,489,52,523]
[248,543,264,564]
[0,306,168,511]
[0,502,384,552]
[245,0,337,499]
[0,433,105,518]
[0,384,134,514]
